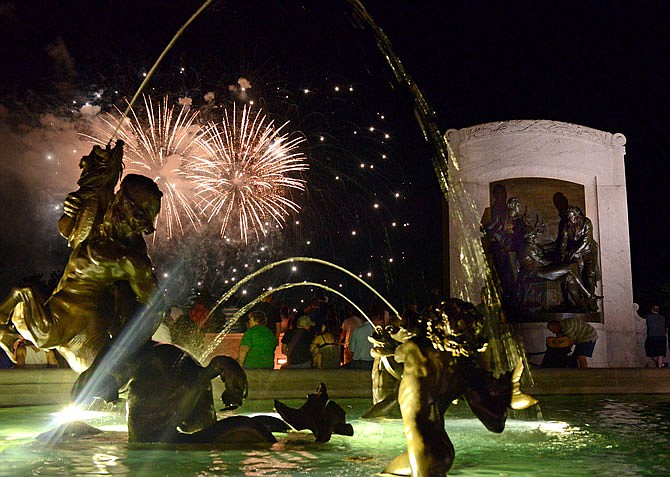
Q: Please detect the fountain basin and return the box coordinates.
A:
[0,395,669,476]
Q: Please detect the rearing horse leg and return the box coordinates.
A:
[0,286,53,344]
[0,286,53,361]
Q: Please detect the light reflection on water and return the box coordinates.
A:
[1,395,669,476]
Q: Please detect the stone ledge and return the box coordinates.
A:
[215,369,373,401]
[2,368,670,408]
[521,368,670,394]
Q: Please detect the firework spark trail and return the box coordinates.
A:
[109,0,216,141]
[189,105,308,243]
[84,96,204,239]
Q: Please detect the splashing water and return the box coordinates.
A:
[195,256,399,363]
[208,257,398,320]
[198,280,371,364]
[108,0,216,140]
[349,1,529,379]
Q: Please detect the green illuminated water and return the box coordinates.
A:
[1,395,669,476]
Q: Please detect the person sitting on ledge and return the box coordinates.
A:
[237,311,277,369]
[13,337,59,368]
[281,315,315,368]
[547,317,597,368]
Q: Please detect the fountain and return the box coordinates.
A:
[0,137,537,474]
[1,2,669,477]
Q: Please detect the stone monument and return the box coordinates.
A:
[445,120,645,367]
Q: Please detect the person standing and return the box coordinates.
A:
[189,302,210,330]
[281,315,315,368]
[237,311,277,369]
[641,305,668,368]
[310,320,341,368]
[340,311,363,365]
[347,317,377,370]
[167,305,205,358]
[252,294,282,338]
[547,317,598,368]
[310,295,330,331]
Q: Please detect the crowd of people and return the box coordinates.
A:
[237,295,398,370]
[2,285,668,370]
[0,289,392,370]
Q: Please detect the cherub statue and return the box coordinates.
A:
[379,298,537,477]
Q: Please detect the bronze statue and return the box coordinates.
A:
[483,197,527,310]
[362,326,402,419]
[0,143,290,445]
[70,340,271,443]
[0,144,164,373]
[482,190,602,315]
[58,142,124,249]
[556,205,600,300]
[274,382,354,442]
[379,299,537,477]
[519,227,600,311]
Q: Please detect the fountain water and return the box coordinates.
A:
[197,257,394,364]
[1,395,669,476]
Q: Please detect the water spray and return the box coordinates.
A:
[198,256,394,364]
[108,0,215,144]
[207,256,399,319]
[349,1,531,381]
[199,281,372,364]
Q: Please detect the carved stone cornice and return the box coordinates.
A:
[446,120,626,153]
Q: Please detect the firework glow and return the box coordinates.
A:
[188,105,308,243]
[84,96,204,239]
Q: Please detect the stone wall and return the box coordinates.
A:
[3,368,670,407]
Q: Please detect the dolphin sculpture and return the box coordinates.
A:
[37,415,287,446]
[70,341,279,444]
[274,382,354,442]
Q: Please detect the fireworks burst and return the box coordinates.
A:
[84,95,203,239]
[189,105,308,243]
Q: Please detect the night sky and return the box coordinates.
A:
[1,1,669,308]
